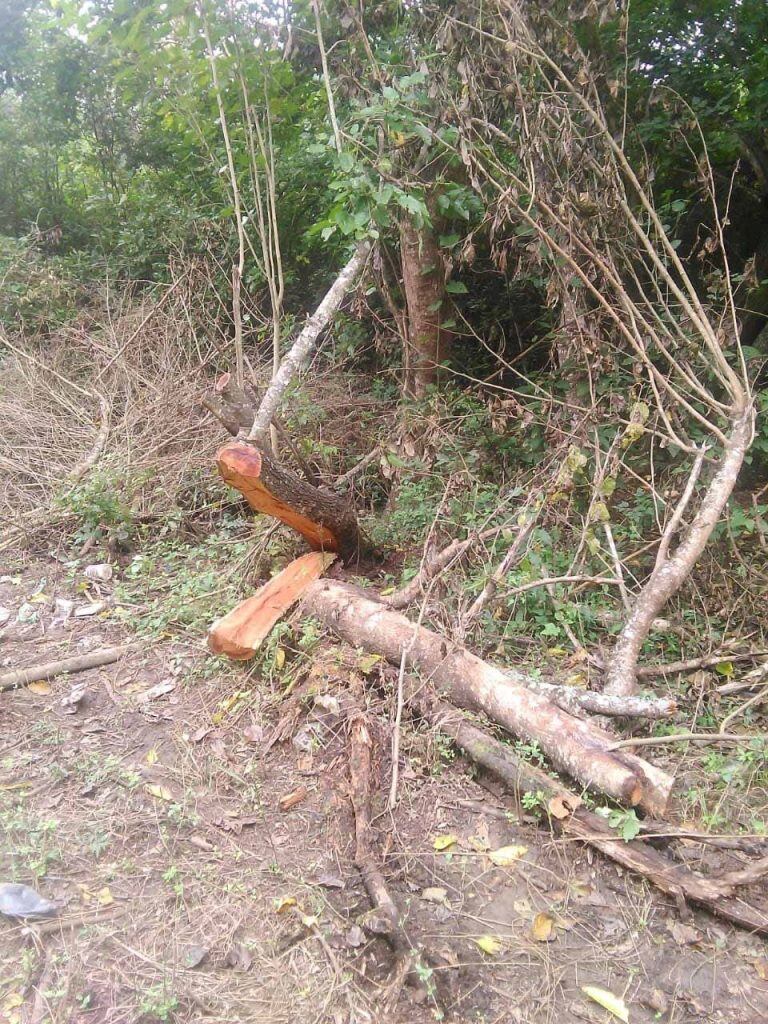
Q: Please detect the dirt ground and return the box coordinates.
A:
[1,559,767,1024]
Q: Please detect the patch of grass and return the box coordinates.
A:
[114,522,253,639]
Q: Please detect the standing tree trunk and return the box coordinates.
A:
[400,219,450,398]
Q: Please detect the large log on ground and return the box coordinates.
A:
[303,580,673,816]
[217,442,361,561]
[208,552,336,659]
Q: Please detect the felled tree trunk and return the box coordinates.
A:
[400,219,450,398]
[217,442,362,561]
[303,579,673,815]
[423,695,768,935]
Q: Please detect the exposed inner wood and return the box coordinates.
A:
[208,551,336,660]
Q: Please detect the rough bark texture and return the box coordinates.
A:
[422,695,768,935]
[217,441,362,561]
[400,219,450,398]
[606,409,755,696]
[304,579,673,815]
[208,552,336,659]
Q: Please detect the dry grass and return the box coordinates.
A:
[0,274,227,548]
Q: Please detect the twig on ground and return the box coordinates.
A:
[607,732,768,751]
[0,646,139,693]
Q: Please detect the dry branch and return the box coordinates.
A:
[0,646,136,693]
[304,580,673,815]
[420,694,768,935]
[248,242,371,443]
[605,412,755,696]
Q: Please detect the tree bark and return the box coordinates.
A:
[400,219,450,398]
[605,409,755,696]
[217,442,362,562]
[303,579,673,815]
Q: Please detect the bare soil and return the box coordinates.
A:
[1,560,767,1024]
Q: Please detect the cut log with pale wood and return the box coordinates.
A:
[216,441,362,561]
[303,579,673,816]
[208,552,336,660]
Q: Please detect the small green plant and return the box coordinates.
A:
[597,806,642,842]
[521,790,546,814]
[138,985,179,1022]
[57,469,138,548]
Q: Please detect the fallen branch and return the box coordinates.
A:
[637,651,767,679]
[348,712,412,957]
[608,732,768,751]
[418,693,768,935]
[305,580,673,815]
[0,646,137,694]
[383,526,506,610]
[526,680,676,719]
[249,242,371,443]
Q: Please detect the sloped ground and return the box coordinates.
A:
[2,559,768,1024]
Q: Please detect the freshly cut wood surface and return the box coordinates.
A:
[216,441,362,559]
[208,552,336,660]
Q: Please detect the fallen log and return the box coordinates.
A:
[0,646,137,694]
[208,552,336,659]
[217,441,362,561]
[419,694,768,936]
[303,580,673,816]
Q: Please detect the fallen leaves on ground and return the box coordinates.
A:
[581,985,629,1022]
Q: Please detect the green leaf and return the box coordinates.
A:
[439,233,460,247]
[445,280,468,294]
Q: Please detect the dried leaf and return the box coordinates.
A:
[145,784,173,802]
[136,679,176,702]
[531,911,556,942]
[474,935,503,956]
[278,786,308,811]
[243,723,265,744]
[357,653,382,674]
[488,844,528,867]
[274,647,286,670]
[421,887,448,904]
[753,958,768,981]
[274,896,297,913]
[28,681,52,695]
[581,985,629,1023]
[433,834,458,852]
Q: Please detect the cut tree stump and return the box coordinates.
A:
[216,441,361,561]
[303,579,673,816]
[208,552,336,660]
